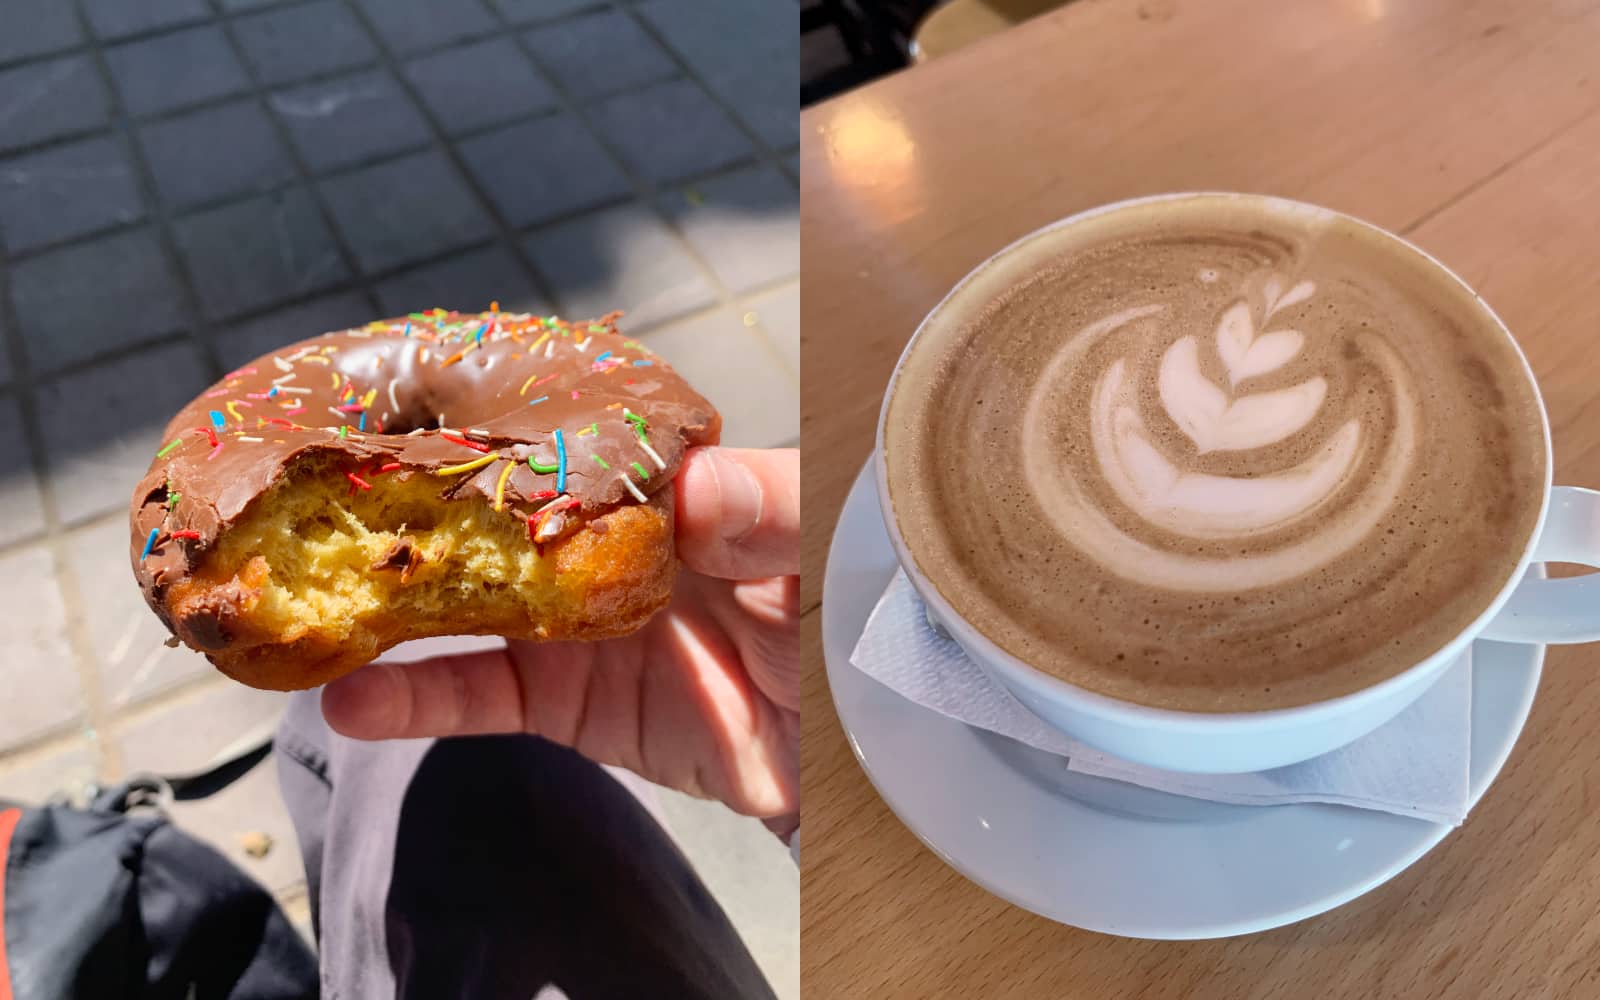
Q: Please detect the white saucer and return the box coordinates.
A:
[822,459,1545,939]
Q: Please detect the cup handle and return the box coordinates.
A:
[1478,486,1600,644]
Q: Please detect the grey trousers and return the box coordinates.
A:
[273,690,776,1000]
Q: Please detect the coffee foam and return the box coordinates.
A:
[884,197,1546,712]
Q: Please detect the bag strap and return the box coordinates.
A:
[95,732,275,814]
[165,737,274,801]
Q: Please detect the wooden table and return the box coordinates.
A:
[800,0,1600,994]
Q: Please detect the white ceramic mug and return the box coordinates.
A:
[875,192,1600,774]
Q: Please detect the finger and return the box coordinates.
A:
[675,446,799,580]
[321,651,525,740]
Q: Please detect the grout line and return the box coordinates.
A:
[0,72,702,266]
[48,0,249,780]
[616,1,794,166]
[3,123,783,269]
[201,0,382,325]
[0,0,618,79]
[488,0,773,322]
[332,0,592,315]
[63,1,222,381]
[512,0,802,388]
[0,26,700,174]
[0,716,94,771]
[0,155,792,400]
[0,191,114,782]
[97,669,229,734]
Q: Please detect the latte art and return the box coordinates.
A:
[884,196,1547,712]
[1021,274,1418,588]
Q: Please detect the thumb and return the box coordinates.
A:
[674,447,798,580]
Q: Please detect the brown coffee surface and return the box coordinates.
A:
[884,196,1547,712]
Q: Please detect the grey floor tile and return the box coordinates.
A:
[216,291,374,371]
[37,342,212,526]
[634,0,793,76]
[375,244,548,317]
[742,281,797,375]
[117,681,284,775]
[490,0,605,24]
[174,187,351,320]
[115,683,302,893]
[219,0,298,9]
[0,56,113,153]
[404,36,556,135]
[278,889,314,950]
[0,134,143,253]
[587,79,754,185]
[10,227,187,372]
[524,202,715,331]
[105,25,251,117]
[0,546,85,754]
[660,164,797,294]
[0,738,99,804]
[82,0,210,39]
[0,397,46,548]
[319,150,495,273]
[633,1,795,149]
[138,99,296,210]
[232,0,379,87]
[352,0,498,55]
[522,9,677,102]
[64,517,214,709]
[641,306,797,448]
[458,114,629,227]
[782,150,798,180]
[656,787,799,1000]
[0,0,84,64]
[269,68,430,172]
[701,50,797,151]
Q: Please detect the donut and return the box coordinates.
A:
[129,308,720,691]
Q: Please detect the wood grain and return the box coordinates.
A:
[801,0,1600,995]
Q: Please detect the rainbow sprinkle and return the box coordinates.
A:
[630,461,649,480]
[436,452,501,477]
[139,528,159,562]
[637,437,665,470]
[208,410,225,430]
[554,428,567,492]
[527,395,548,406]
[591,455,610,470]
[157,438,183,458]
[494,460,514,511]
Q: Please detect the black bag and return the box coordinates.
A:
[0,742,318,1000]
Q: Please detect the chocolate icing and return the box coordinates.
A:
[130,310,719,612]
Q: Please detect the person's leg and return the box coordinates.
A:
[274,689,774,1000]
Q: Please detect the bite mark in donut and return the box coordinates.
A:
[130,309,720,691]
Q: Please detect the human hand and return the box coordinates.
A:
[321,447,800,835]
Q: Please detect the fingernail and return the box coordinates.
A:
[710,449,763,545]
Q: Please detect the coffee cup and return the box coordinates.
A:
[875,192,1600,773]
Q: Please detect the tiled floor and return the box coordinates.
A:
[0,0,797,995]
